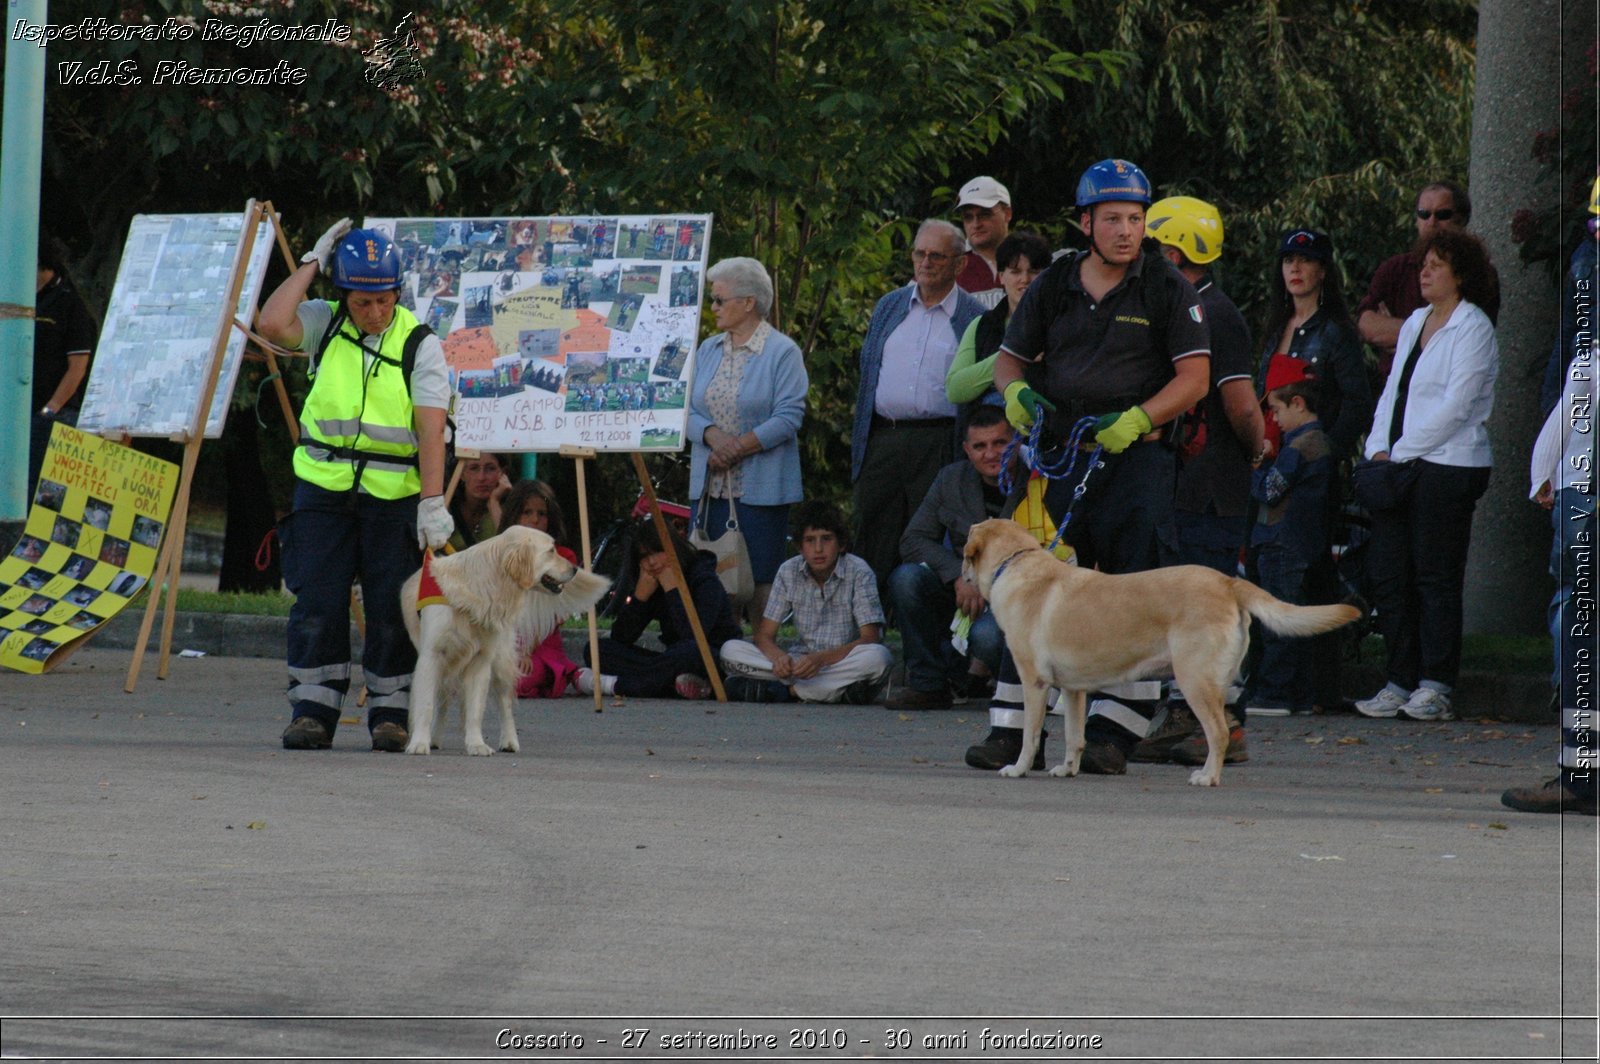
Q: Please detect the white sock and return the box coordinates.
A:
[574,669,616,696]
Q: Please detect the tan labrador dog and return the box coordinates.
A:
[400,526,610,756]
[962,519,1360,786]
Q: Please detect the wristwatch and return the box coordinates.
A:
[38,405,55,419]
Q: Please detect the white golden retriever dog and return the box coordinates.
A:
[962,519,1360,786]
[400,526,610,756]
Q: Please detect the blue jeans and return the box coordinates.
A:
[1552,487,1596,777]
[887,562,1002,692]
[1171,509,1248,576]
[1249,544,1312,710]
[280,480,421,734]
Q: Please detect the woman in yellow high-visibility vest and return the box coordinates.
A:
[258,220,453,753]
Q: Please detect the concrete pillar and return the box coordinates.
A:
[1462,0,1585,633]
[0,0,47,529]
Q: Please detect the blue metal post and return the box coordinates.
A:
[0,0,49,522]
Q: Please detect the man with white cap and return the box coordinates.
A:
[955,176,1013,308]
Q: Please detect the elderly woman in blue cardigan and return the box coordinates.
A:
[688,256,809,626]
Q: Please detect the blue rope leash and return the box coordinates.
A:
[999,408,1106,557]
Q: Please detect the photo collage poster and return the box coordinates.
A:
[364,214,711,452]
[0,425,180,675]
[78,211,275,440]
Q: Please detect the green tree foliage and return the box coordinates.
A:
[984,0,1479,339]
[31,0,1478,523]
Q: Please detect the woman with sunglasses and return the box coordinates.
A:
[687,256,809,627]
[944,230,1054,417]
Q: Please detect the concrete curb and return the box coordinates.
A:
[87,609,1555,724]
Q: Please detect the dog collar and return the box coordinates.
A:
[989,547,1036,587]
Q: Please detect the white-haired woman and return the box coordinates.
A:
[688,256,809,626]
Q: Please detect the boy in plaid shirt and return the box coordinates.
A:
[720,501,893,703]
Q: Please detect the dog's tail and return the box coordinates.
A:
[399,570,422,647]
[1231,578,1362,638]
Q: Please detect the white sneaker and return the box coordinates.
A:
[1398,687,1455,721]
[1354,686,1410,718]
[1245,704,1292,718]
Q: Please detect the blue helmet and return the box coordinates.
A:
[331,228,403,291]
[1075,159,1153,209]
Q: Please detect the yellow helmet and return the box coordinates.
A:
[1589,175,1600,216]
[1147,196,1224,264]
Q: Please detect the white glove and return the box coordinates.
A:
[301,217,353,270]
[416,495,455,551]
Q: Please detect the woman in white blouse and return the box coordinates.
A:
[1355,229,1500,723]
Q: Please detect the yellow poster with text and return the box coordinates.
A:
[0,424,179,674]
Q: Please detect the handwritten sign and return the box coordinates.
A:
[0,424,180,674]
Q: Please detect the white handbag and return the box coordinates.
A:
[688,480,755,607]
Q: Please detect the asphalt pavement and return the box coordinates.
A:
[1,648,1595,1063]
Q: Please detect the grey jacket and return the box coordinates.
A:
[897,459,996,585]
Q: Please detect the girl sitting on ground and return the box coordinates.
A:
[495,479,585,698]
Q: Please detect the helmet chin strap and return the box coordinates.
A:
[1084,205,1117,266]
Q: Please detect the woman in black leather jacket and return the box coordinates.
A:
[1257,229,1372,462]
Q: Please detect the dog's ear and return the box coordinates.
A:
[503,536,541,590]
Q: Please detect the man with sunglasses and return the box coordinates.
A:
[1357,180,1500,377]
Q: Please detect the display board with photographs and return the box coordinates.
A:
[0,425,180,674]
[364,214,711,453]
[77,210,275,439]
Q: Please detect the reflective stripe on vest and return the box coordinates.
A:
[294,302,422,499]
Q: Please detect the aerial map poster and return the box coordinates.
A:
[364,214,711,453]
[77,210,275,440]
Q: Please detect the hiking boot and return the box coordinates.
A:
[1500,776,1598,815]
[1355,686,1410,718]
[281,716,332,750]
[370,721,409,752]
[1078,741,1128,775]
[1171,718,1249,765]
[722,674,791,703]
[1130,701,1199,763]
[964,727,1046,771]
[1398,687,1455,722]
[674,673,713,700]
[883,686,953,711]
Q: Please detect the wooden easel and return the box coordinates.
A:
[124,199,299,693]
[559,445,726,709]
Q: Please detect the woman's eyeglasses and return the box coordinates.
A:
[710,295,747,307]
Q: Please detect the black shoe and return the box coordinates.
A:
[723,674,790,703]
[964,727,1047,771]
[370,721,410,753]
[1078,740,1127,775]
[1170,718,1249,765]
[281,716,332,750]
[1129,700,1199,763]
[883,686,954,711]
[951,673,997,703]
[841,676,888,705]
[1501,776,1599,815]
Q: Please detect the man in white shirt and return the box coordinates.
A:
[848,220,986,590]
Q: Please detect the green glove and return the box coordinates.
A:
[1003,380,1057,432]
[1093,405,1153,453]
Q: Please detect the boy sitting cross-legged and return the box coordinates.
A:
[719,501,893,703]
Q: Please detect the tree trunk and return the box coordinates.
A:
[1462,0,1585,634]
